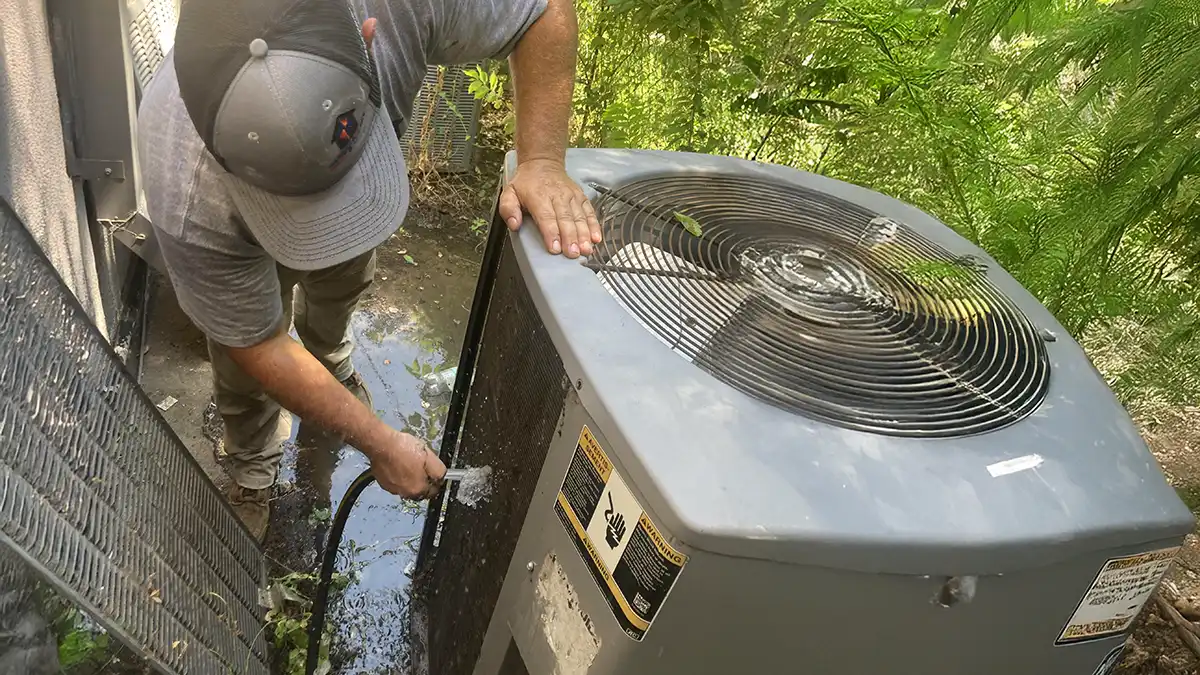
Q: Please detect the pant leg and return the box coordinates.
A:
[292,249,376,381]
[207,266,304,490]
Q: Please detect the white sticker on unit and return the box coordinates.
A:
[1056,547,1180,645]
[987,453,1044,478]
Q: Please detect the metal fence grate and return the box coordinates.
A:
[423,236,570,675]
[0,198,268,675]
[126,0,178,91]
[399,65,481,174]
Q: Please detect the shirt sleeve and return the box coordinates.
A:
[155,225,283,349]
[427,0,549,65]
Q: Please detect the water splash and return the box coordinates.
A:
[454,466,494,508]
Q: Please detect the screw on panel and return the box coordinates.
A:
[103,168,113,177]
[1039,328,1057,342]
[575,379,583,391]
[526,561,536,573]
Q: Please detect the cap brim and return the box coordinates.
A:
[221,113,408,271]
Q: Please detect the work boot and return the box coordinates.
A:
[228,484,270,542]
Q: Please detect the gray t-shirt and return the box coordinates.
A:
[138,0,547,348]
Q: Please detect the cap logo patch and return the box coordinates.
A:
[329,109,361,170]
[332,109,359,149]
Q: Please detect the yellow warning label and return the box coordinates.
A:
[578,426,612,482]
[557,493,650,631]
[554,425,688,641]
[638,513,687,567]
[1056,546,1180,645]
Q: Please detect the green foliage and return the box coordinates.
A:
[265,567,357,675]
[470,216,490,237]
[465,64,508,110]
[571,0,1200,411]
[55,609,111,670]
[308,507,332,526]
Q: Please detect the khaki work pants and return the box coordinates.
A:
[207,250,376,490]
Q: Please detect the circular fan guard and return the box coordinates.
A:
[587,174,1051,438]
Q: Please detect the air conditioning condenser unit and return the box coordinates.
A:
[413,149,1195,675]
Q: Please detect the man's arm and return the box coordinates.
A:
[498,0,602,259]
[226,331,445,498]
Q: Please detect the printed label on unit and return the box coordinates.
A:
[1056,547,1180,645]
[1092,642,1126,675]
[554,425,688,641]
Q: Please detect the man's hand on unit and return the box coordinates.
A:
[500,158,601,259]
[369,428,447,500]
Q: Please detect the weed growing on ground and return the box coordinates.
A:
[264,540,367,675]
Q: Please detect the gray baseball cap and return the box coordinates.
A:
[174,0,407,271]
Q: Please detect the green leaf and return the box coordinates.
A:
[58,628,108,668]
[674,211,704,237]
[403,254,417,265]
[741,54,764,79]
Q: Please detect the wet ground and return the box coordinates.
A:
[141,204,487,674]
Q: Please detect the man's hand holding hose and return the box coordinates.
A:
[367,426,447,500]
[225,330,447,500]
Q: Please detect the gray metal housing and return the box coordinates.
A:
[503,148,1192,575]
[468,149,1194,675]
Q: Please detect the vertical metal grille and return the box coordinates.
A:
[0,200,268,675]
[399,64,480,174]
[424,237,570,675]
[126,0,178,91]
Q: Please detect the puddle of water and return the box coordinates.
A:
[264,226,480,674]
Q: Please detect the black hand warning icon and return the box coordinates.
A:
[603,493,626,549]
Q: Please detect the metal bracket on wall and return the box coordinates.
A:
[69,158,126,182]
[100,210,166,275]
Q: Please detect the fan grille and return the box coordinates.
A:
[588,174,1051,438]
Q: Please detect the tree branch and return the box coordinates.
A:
[750,115,783,161]
[1154,593,1200,660]
[1065,149,1094,172]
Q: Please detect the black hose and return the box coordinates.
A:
[303,468,375,675]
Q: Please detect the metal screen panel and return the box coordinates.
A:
[423,236,570,675]
[126,0,179,92]
[0,199,269,675]
[400,64,481,174]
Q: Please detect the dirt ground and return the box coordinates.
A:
[1114,410,1200,675]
